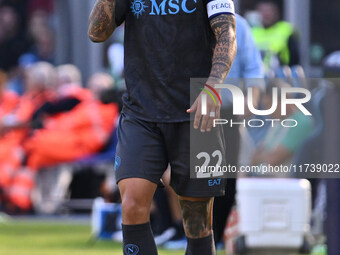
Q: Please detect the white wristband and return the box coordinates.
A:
[207,0,235,19]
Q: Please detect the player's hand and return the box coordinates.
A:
[187,88,221,132]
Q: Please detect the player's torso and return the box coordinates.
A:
[120,0,215,122]
[123,0,214,58]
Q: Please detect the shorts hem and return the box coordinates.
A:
[172,188,226,198]
[122,108,190,123]
[116,175,161,186]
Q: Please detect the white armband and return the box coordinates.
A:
[207,0,235,19]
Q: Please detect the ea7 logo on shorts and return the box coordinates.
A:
[208,178,221,186]
[124,244,139,255]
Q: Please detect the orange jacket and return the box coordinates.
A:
[6,167,35,211]
[0,91,55,190]
[0,90,19,121]
[0,91,55,160]
[24,100,119,170]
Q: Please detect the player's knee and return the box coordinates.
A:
[179,197,214,239]
[121,196,150,223]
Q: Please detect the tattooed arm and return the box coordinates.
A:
[208,14,237,85]
[88,0,117,42]
[187,14,236,132]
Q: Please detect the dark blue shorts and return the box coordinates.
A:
[114,112,227,197]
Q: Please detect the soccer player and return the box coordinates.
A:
[88,0,237,254]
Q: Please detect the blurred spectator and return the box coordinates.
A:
[56,64,82,87]
[24,27,54,63]
[87,72,115,98]
[0,67,119,213]
[0,70,19,120]
[0,62,57,213]
[28,64,90,131]
[23,72,119,178]
[252,0,300,71]
[0,5,30,72]
[251,79,313,167]
[0,0,28,30]
[20,10,55,65]
[28,10,51,41]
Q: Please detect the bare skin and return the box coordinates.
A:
[118,178,157,224]
[187,14,237,132]
[88,0,116,42]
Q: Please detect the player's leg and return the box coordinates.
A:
[119,178,157,224]
[179,196,215,255]
[118,178,158,255]
[161,122,226,255]
[115,113,168,255]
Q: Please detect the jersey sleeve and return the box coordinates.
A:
[115,0,128,26]
[206,0,235,20]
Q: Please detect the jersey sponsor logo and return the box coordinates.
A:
[124,244,139,255]
[114,155,121,170]
[131,0,197,18]
[208,178,221,186]
[131,0,148,18]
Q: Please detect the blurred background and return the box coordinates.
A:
[0,0,339,254]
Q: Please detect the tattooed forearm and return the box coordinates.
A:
[88,0,116,42]
[179,198,214,238]
[208,14,237,84]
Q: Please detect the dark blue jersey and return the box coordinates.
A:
[115,0,234,122]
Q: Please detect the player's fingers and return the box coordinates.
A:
[193,100,202,129]
[200,112,210,132]
[206,114,214,132]
[206,106,218,132]
[201,100,216,132]
[200,103,213,132]
[215,104,221,119]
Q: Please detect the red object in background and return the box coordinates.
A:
[28,0,54,15]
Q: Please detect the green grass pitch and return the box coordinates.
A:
[0,220,225,255]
